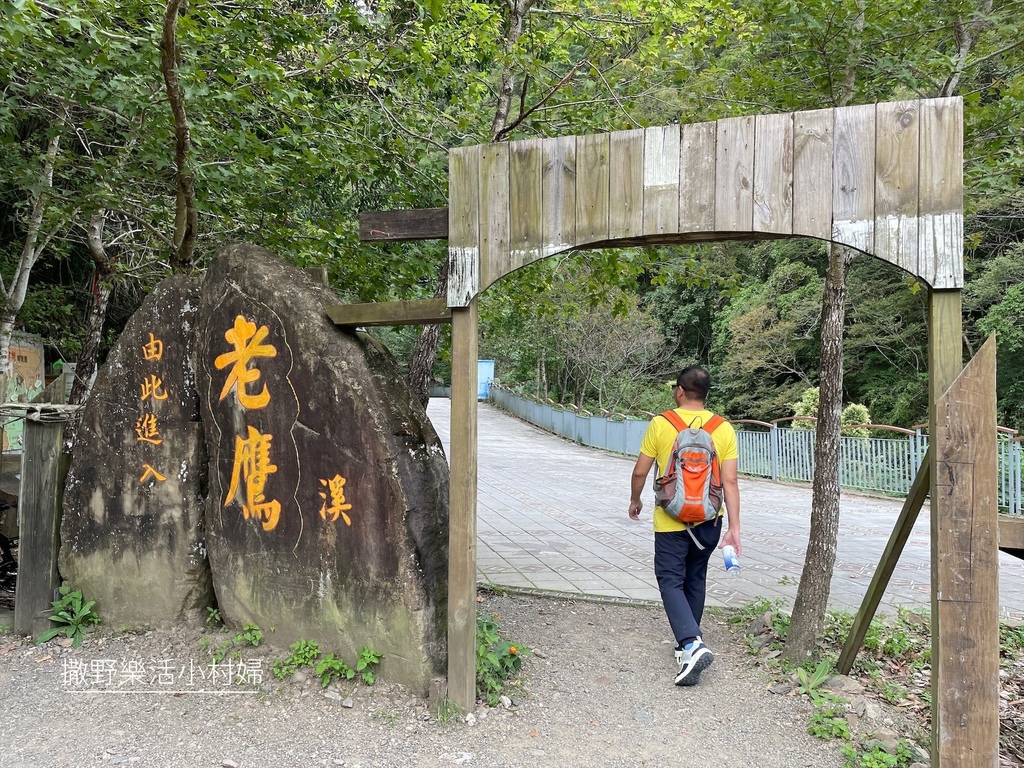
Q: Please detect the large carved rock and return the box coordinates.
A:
[60,276,212,625]
[195,244,449,693]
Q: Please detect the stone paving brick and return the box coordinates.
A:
[428,399,1024,620]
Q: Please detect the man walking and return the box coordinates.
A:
[628,365,741,686]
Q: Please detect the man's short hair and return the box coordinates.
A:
[675,365,711,401]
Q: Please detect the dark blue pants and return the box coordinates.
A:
[654,517,722,646]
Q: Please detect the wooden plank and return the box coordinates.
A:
[542,136,576,257]
[1000,514,1024,550]
[714,116,755,232]
[928,291,964,430]
[679,121,716,232]
[927,287,963,761]
[832,103,875,254]
[14,420,67,636]
[359,208,449,242]
[608,128,644,240]
[509,138,544,271]
[874,100,920,277]
[325,298,452,327]
[931,333,998,768]
[792,108,833,240]
[643,125,680,235]
[919,97,964,289]
[447,146,481,308]
[752,112,794,235]
[479,142,510,292]
[576,133,609,246]
[837,447,930,675]
[447,300,478,710]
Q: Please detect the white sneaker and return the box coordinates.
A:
[673,635,702,667]
[674,638,713,686]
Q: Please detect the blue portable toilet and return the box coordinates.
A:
[477,360,495,400]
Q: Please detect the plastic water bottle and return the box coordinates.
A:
[722,545,740,577]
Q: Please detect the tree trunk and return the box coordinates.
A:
[407,0,532,407]
[161,0,198,272]
[69,210,116,408]
[784,244,854,663]
[782,0,864,664]
[0,129,62,388]
[407,258,449,409]
[65,210,116,450]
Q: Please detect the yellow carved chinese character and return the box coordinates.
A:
[139,375,168,402]
[214,315,277,410]
[139,464,167,483]
[318,475,353,525]
[142,332,164,361]
[224,425,281,531]
[135,413,162,445]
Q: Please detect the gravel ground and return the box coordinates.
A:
[0,593,870,768]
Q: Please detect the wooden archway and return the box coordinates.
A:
[347,96,997,767]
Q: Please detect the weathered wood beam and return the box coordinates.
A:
[448,301,478,711]
[932,333,999,768]
[358,208,449,242]
[325,298,451,327]
[1000,514,1024,560]
[14,420,69,636]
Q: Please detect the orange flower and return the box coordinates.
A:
[509,646,518,655]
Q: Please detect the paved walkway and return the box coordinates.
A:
[427,399,1024,621]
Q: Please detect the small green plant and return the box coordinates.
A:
[476,611,529,706]
[872,674,908,705]
[435,697,463,724]
[841,740,917,768]
[1000,622,1024,653]
[315,653,354,687]
[371,709,401,726]
[205,607,222,627]
[273,638,321,680]
[237,623,262,647]
[796,659,833,704]
[209,622,263,663]
[356,646,383,685]
[36,586,100,648]
[808,702,851,740]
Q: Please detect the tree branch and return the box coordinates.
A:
[161,0,198,272]
[493,58,589,142]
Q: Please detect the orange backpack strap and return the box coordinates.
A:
[660,410,687,433]
[702,414,726,436]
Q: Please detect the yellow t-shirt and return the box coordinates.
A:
[639,408,738,533]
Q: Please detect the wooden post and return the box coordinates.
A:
[448,300,478,710]
[931,322,1000,768]
[14,417,67,636]
[837,448,930,675]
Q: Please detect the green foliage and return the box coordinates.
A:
[205,607,222,627]
[795,660,833,704]
[315,653,355,687]
[476,611,530,707]
[808,702,851,740]
[273,638,321,680]
[273,639,381,686]
[790,387,872,436]
[356,646,384,686]
[210,622,263,663]
[1000,623,1024,655]
[36,586,101,648]
[435,697,463,724]
[841,740,918,768]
